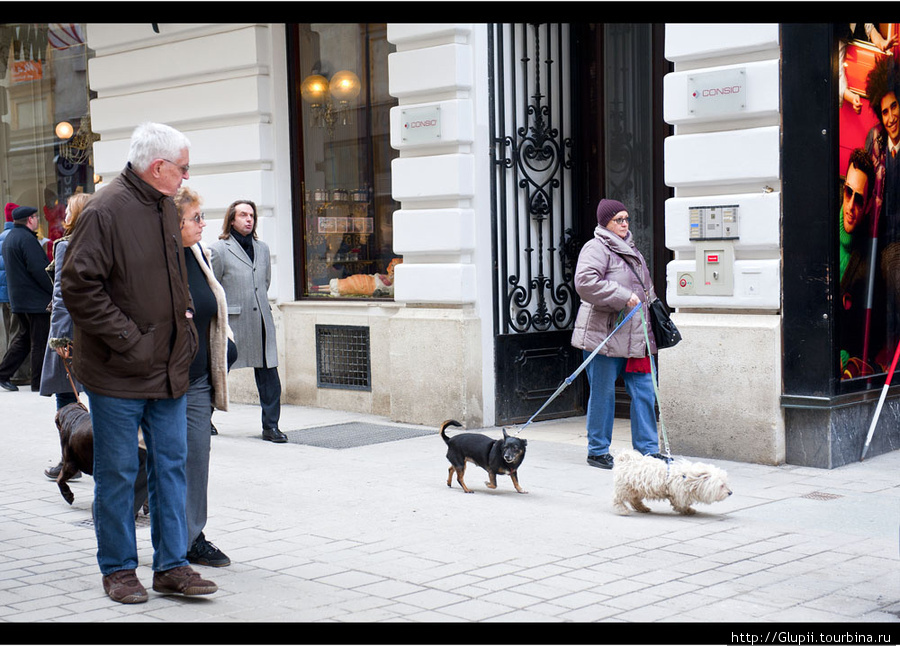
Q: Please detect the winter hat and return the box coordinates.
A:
[4,203,18,223]
[596,199,627,227]
[12,206,37,221]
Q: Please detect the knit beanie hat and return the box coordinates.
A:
[4,203,18,223]
[596,199,627,227]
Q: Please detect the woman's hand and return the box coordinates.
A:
[626,292,640,308]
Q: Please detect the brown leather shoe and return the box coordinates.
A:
[152,565,217,596]
[102,569,148,604]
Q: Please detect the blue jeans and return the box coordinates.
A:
[86,389,189,575]
[583,352,659,457]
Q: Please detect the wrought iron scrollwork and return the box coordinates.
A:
[492,23,576,334]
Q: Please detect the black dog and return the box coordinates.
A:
[54,402,94,505]
[54,401,148,516]
[440,419,527,494]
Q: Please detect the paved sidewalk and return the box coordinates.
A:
[0,388,898,638]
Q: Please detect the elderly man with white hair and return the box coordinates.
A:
[62,122,218,604]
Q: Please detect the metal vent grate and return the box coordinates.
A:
[316,325,371,390]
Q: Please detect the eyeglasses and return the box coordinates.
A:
[185,213,205,224]
[161,158,190,175]
[611,216,630,225]
[843,184,866,210]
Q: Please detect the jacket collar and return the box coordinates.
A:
[223,235,254,267]
[121,162,168,206]
[594,224,637,257]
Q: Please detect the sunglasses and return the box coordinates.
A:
[184,213,205,224]
[843,184,866,211]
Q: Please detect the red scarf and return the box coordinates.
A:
[626,356,651,373]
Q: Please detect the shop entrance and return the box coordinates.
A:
[490,23,670,426]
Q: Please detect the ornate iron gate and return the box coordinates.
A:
[489,23,584,425]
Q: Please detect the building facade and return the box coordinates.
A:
[3,22,898,468]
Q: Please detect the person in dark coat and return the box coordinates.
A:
[61,122,216,605]
[0,205,53,392]
[40,192,91,481]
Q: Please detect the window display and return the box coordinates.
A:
[0,23,96,263]
[290,24,401,299]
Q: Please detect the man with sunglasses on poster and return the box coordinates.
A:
[839,148,881,378]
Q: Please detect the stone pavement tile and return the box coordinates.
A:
[614,602,683,622]
[635,579,704,599]
[546,588,614,610]
[424,572,484,591]
[504,578,584,602]
[677,568,740,587]
[439,598,517,621]
[557,601,624,622]
[476,587,545,609]
[352,578,426,599]
[315,570,386,589]
[394,587,470,610]
[486,607,563,622]
[804,592,895,617]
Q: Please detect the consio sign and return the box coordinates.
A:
[401,105,441,144]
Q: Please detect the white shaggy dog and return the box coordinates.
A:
[612,450,732,515]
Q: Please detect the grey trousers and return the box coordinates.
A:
[185,374,213,548]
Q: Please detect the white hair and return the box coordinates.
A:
[127,122,191,172]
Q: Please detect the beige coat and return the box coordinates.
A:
[189,242,233,411]
[570,225,657,357]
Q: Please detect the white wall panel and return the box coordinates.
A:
[663,60,780,126]
[664,126,780,188]
[392,209,475,255]
[391,154,474,202]
[388,44,473,99]
[665,24,779,63]
[88,27,266,93]
[393,264,477,303]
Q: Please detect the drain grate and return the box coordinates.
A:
[801,491,843,501]
[285,422,434,449]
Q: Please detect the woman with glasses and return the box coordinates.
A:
[174,186,235,567]
[571,198,664,469]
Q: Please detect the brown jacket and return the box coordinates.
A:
[570,225,657,358]
[61,164,197,399]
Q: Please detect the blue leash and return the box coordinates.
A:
[513,303,642,436]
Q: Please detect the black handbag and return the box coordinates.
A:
[647,297,682,349]
[618,253,682,349]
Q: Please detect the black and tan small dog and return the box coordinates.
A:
[440,419,528,494]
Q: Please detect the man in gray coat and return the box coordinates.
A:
[210,199,285,443]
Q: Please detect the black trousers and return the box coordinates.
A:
[254,366,282,431]
[0,312,50,390]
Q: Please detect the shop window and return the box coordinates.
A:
[0,24,97,262]
[288,24,400,300]
[837,23,900,389]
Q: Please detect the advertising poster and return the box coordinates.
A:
[838,23,900,382]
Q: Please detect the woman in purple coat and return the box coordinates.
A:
[571,199,663,469]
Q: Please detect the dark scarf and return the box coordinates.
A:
[231,228,255,263]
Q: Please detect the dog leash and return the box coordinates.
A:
[512,303,642,437]
[637,306,672,462]
[50,337,82,406]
